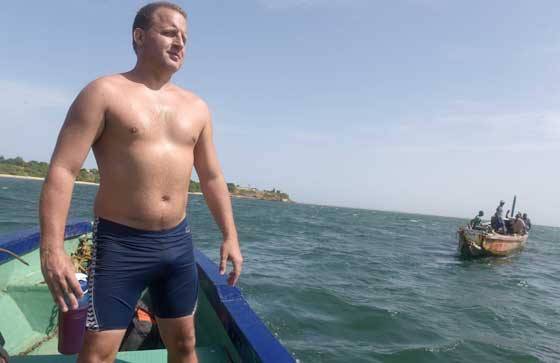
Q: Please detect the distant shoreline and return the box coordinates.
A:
[0,174,201,195]
[0,174,253,198]
[0,173,98,186]
[1,156,292,203]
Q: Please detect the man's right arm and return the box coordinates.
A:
[39,79,108,312]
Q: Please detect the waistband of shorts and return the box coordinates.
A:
[94,216,189,237]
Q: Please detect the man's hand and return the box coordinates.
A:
[40,247,83,312]
[219,239,243,286]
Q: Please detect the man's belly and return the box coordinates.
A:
[92,140,196,230]
[92,169,192,231]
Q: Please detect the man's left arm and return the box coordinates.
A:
[194,105,243,286]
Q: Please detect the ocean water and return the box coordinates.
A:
[1,177,559,363]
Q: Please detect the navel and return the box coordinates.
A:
[129,127,138,134]
[162,195,171,202]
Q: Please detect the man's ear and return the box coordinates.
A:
[133,28,145,50]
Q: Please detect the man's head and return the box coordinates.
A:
[132,2,187,54]
[478,210,484,217]
[499,200,505,205]
[523,213,528,218]
[130,2,188,75]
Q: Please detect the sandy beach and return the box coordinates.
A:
[0,173,99,186]
[0,174,206,195]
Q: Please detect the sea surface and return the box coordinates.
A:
[1,176,559,363]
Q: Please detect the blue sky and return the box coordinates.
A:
[1,1,559,226]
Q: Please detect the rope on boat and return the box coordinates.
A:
[0,234,93,270]
[71,235,93,274]
[0,247,29,266]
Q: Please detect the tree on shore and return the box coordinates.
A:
[1,155,292,201]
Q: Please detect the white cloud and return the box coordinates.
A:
[0,79,72,111]
[339,109,560,153]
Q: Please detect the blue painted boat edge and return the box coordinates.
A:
[0,219,91,265]
[195,249,296,363]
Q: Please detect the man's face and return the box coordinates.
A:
[139,7,188,72]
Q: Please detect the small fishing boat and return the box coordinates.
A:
[457,225,528,258]
[458,195,530,258]
[0,220,295,363]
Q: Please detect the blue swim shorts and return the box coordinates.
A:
[86,217,198,331]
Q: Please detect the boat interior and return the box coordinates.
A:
[0,235,241,363]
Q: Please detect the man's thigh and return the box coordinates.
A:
[156,315,196,348]
[77,329,127,363]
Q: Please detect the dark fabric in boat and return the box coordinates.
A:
[0,332,9,362]
[119,299,163,351]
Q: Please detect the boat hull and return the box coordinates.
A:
[457,227,528,258]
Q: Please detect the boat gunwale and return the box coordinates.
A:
[459,227,528,243]
[0,219,91,266]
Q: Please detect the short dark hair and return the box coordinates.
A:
[132,2,187,53]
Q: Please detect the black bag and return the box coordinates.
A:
[119,300,162,351]
[0,332,9,363]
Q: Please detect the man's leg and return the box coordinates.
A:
[156,315,197,363]
[149,219,198,363]
[77,330,127,363]
[82,218,155,362]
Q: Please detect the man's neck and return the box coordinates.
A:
[127,61,174,90]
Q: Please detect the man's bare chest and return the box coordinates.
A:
[103,97,202,146]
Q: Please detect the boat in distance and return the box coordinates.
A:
[0,219,296,363]
[457,225,528,258]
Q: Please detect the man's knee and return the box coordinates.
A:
[77,347,119,363]
[77,354,113,363]
[169,331,196,354]
[77,330,125,363]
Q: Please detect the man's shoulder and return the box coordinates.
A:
[169,85,210,113]
[80,74,123,98]
[170,85,205,103]
[69,75,124,111]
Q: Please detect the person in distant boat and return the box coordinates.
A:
[38,3,243,363]
[470,210,484,229]
[492,200,506,233]
[505,212,514,235]
[504,209,513,234]
[512,213,527,234]
[522,213,532,231]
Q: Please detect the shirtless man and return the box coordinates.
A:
[39,2,242,362]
